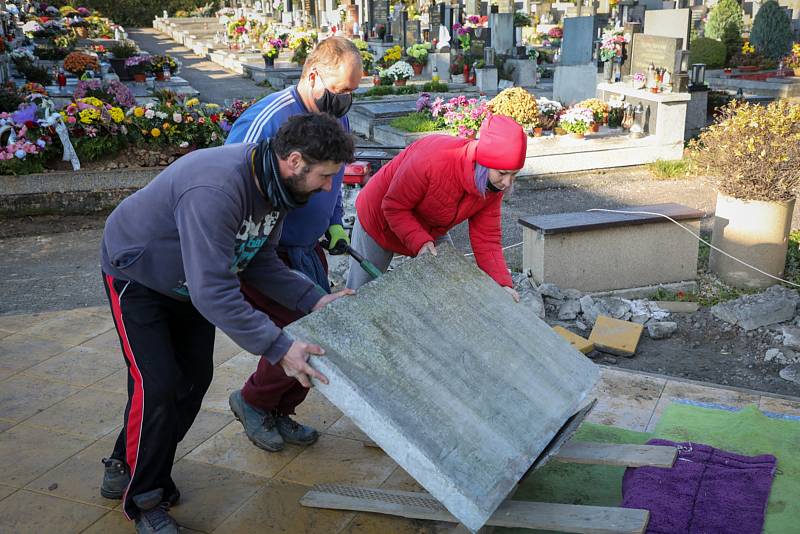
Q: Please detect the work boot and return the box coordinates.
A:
[100,457,129,499]
[133,489,179,534]
[100,459,180,505]
[276,414,319,446]
[229,389,284,452]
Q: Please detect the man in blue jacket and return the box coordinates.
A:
[224,36,363,453]
[98,114,354,533]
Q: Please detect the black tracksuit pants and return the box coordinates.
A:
[103,273,216,519]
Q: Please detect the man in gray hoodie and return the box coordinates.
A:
[99,113,354,534]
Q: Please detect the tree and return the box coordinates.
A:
[705,0,743,62]
[750,0,794,60]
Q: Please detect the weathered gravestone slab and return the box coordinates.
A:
[630,33,681,76]
[560,15,596,66]
[285,244,599,532]
[643,8,691,51]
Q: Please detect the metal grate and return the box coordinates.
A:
[313,484,447,511]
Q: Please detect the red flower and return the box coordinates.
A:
[210,114,219,123]
[24,120,37,129]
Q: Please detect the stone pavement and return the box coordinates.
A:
[126,28,267,104]
[2,306,800,533]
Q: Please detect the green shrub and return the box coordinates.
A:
[390,112,441,133]
[750,0,793,60]
[421,81,449,93]
[689,37,727,69]
[363,86,395,97]
[78,0,210,28]
[705,0,743,62]
[394,85,419,95]
[16,62,52,86]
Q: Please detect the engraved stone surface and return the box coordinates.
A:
[285,244,599,531]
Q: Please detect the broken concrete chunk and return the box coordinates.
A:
[558,299,581,321]
[579,295,601,327]
[521,289,545,319]
[782,326,800,351]
[538,282,564,300]
[653,301,700,313]
[779,364,800,385]
[765,348,789,364]
[588,315,644,357]
[596,297,631,320]
[711,286,798,331]
[647,321,678,340]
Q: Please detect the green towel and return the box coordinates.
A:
[501,403,800,534]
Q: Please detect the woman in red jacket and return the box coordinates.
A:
[346,115,527,301]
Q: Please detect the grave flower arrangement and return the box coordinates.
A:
[577,98,609,123]
[783,42,800,72]
[536,97,563,130]
[599,28,627,62]
[353,39,374,73]
[288,33,316,65]
[547,26,563,39]
[379,45,403,68]
[151,54,180,74]
[262,37,283,59]
[73,79,136,109]
[60,96,128,160]
[384,60,414,82]
[63,51,99,76]
[452,22,470,50]
[127,94,226,150]
[730,40,774,69]
[124,55,153,75]
[431,95,490,138]
[0,107,53,175]
[489,87,539,128]
[558,106,594,135]
[406,42,431,66]
[227,17,249,40]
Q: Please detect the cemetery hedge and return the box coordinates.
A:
[704,0,744,61]
[69,0,210,27]
[689,37,727,69]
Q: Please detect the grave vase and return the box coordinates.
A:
[710,192,795,289]
[603,61,613,81]
[394,78,407,86]
[412,63,424,76]
[452,73,465,83]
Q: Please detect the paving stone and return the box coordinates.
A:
[0,423,92,486]
[78,329,125,356]
[0,310,62,333]
[589,315,644,357]
[0,374,81,423]
[0,418,15,432]
[214,331,245,366]
[25,388,125,440]
[324,416,371,442]
[187,421,304,478]
[174,409,234,461]
[276,434,397,488]
[285,245,599,531]
[586,368,665,432]
[26,440,121,508]
[21,345,120,387]
[80,510,132,534]
[380,466,426,493]
[0,334,74,374]
[0,485,16,501]
[557,299,581,320]
[87,368,128,395]
[169,459,268,532]
[0,489,107,533]
[646,321,678,340]
[552,326,594,354]
[759,395,800,417]
[711,285,799,331]
[342,512,443,534]
[18,309,114,346]
[213,479,355,534]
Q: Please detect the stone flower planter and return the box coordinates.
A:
[710,192,795,288]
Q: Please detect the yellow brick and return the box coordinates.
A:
[588,315,644,357]
[552,326,595,354]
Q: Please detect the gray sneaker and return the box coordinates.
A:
[100,458,180,505]
[100,457,129,499]
[229,389,285,452]
[276,415,319,446]
[133,489,179,534]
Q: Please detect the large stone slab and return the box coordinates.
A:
[285,244,599,531]
[710,285,800,331]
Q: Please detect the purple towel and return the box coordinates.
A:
[621,439,776,534]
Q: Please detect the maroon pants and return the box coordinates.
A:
[240,245,328,415]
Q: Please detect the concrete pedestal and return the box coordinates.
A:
[553,63,596,104]
[476,67,498,93]
[505,58,537,88]
[685,89,708,140]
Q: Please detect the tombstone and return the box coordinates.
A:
[371,0,389,34]
[553,16,598,104]
[498,0,515,13]
[644,8,691,50]
[620,21,642,76]
[406,19,421,47]
[489,13,514,54]
[630,34,682,77]
[430,4,442,36]
[638,0,662,9]
[285,245,599,532]
[466,0,480,16]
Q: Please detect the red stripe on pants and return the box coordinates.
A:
[105,274,145,520]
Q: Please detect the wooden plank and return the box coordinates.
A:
[518,202,706,235]
[301,485,649,534]
[554,442,677,468]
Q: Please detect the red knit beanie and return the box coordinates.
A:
[475,115,527,170]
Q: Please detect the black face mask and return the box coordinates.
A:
[314,88,352,118]
[313,73,352,118]
[486,180,503,193]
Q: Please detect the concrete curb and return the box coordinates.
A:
[0,167,163,216]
